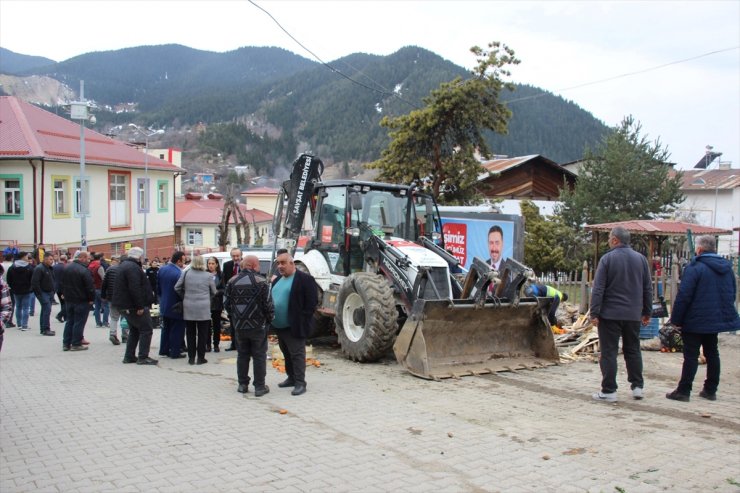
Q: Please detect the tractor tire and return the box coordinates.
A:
[335,272,398,362]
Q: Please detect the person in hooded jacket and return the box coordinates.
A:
[666,235,740,402]
[6,252,34,330]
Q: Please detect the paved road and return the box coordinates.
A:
[1,317,739,492]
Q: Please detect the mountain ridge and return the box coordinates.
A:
[0,44,609,168]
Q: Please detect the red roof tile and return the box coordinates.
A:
[585,220,732,236]
[175,198,273,225]
[0,96,180,172]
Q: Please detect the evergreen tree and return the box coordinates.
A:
[521,201,589,272]
[366,42,519,203]
[558,116,684,227]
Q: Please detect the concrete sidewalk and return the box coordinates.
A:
[1,316,739,492]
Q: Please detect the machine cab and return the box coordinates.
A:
[307,181,443,276]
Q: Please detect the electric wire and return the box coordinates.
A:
[248,1,737,114]
[248,0,420,110]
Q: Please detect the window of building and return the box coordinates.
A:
[187,228,203,246]
[74,177,90,216]
[109,172,130,228]
[1,175,23,218]
[137,178,150,213]
[157,180,168,212]
[52,176,70,217]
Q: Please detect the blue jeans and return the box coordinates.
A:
[37,291,53,333]
[13,292,32,328]
[93,289,109,326]
[64,302,90,347]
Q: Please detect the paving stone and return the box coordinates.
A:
[2,325,739,491]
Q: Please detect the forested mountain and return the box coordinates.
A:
[0,47,55,75]
[0,45,609,166]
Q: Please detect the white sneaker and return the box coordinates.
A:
[632,387,644,400]
[592,391,617,402]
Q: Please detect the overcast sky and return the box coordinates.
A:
[1,0,738,170]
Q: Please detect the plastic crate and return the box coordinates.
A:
[640,318,660,339]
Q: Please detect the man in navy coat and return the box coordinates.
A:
[158,251,186,359]
[667,235,740,402]
[271,252,318,396]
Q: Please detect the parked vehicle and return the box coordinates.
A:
[271,153,559,380]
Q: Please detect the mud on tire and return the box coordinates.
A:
[335,272,398,362]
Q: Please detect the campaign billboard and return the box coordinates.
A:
[440,212,524,270]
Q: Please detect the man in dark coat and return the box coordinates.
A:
[221,247,242,351]
[61,250,95,351]
[590,226,652,402]
[31,253,56,336]
[157,251,186,359]
[112,247,157,365]
[226,255,274,396]
[666,235,740,402]
[270,252,318,396]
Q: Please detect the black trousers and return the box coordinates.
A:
[677,332,720,395]
[210,310,221,349]
[186,319,209,361]
[55,290,66,320]
[276,328,307,386]
[597,318,643,393]
[236,327,268,388]
[123,309,154,360]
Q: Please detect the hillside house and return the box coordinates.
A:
[674,166,740,254]
[0,96,184,258]
[175,193,273,252]
[476,155,576,201]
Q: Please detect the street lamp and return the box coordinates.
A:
[70,80,95,251]
[128,124,164,258]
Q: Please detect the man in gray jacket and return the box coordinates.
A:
[590,226,652,402]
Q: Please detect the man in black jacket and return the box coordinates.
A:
[270,252,318,396]
[61,250,95,351]
[6,252,35,330]
[226,255,274,396]
[31,254,56,336]
[112,247,157,365]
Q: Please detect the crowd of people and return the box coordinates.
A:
[1,230,737,402]
[0,245,319,396]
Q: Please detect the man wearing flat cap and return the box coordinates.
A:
[112,247,158,365]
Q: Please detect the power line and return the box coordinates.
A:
[247,0,420,110]
[505,46,740,105]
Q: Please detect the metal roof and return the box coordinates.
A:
[676,169,740,190]
[477,154,577,181]
[0,96,180,172]
[585,219,732,236]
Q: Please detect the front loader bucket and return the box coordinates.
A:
[393,297,559,380]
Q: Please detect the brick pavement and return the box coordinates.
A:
[1,316,739,492]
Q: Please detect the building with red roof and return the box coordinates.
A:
[175,193,273,252]
[0,96,184,258]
